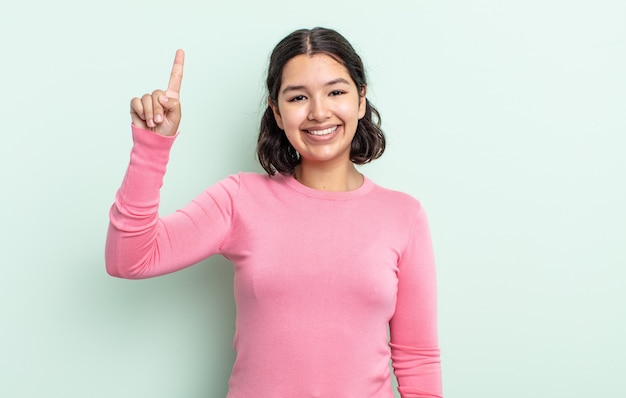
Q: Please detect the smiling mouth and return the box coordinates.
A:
[306,126,338,136]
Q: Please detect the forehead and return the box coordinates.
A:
[280,53,353,86]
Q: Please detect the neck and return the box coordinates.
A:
[294,161,363,192]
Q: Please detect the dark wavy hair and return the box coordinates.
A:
[257,27,385,175]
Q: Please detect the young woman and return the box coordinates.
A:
[106,27,442,398]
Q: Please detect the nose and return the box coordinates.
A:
[307,97,330,121]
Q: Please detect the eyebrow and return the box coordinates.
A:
[281,78,352,95]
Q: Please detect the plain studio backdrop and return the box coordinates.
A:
[1,1,624,397]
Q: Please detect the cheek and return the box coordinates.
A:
[281,108,307,130]
[339,102,364,124]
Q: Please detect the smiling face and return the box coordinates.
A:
[269,53,367,168]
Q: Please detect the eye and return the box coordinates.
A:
[288,95,307,102]
[329,90,346,97]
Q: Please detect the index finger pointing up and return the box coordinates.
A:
[166,49,185,99]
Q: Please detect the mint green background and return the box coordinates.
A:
[1,1,625,397]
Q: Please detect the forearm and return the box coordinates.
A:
[390,207,443,397]
[105,125,176,278]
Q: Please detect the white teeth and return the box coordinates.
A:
[307,126,337,136]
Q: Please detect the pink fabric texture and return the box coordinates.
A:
[106,125,442,397]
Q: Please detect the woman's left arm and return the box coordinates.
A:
[390,205,443,398]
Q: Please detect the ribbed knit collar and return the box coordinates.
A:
[275,172,375,200]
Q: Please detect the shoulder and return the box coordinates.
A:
[235,172,282,190]
[211,172,272,187]
[213,172,288,197]
[236,171,273,184]
[368,178,426,216]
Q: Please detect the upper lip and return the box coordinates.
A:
[304,125,338,132]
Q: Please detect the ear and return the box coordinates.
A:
[358,85,367,119]
[268,96,284,130]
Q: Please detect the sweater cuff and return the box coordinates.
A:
[131,124,179,153]
[115,125,179,205]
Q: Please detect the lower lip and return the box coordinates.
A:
[303,126,340,142]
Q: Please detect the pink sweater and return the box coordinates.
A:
[106,126,442,397]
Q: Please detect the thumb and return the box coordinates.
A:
[157,95,181,134]
[159,95,181,121]
[159,95,179,112]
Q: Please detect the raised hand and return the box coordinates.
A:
[130,49,185,136]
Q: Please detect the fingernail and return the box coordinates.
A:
[159,96,169,103]
[155,114,163,123]
[148,119,155,127]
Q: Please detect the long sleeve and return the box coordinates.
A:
[105,137,442,396]
[389,206,443,398]
[105,125,237,279]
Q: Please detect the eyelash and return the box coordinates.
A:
[288,95,307,102]
[288,90,347,102]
